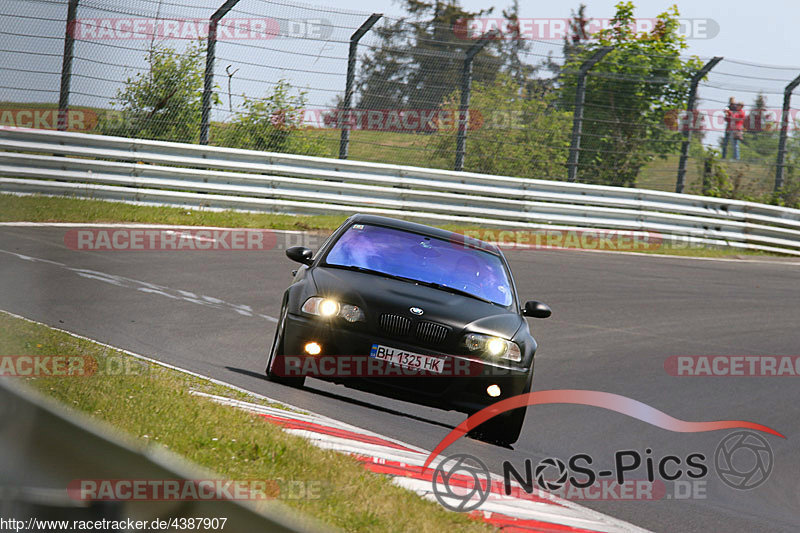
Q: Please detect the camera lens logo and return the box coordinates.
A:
[715,431,774,490]
[432,453,491,512]
[535,457,569,491]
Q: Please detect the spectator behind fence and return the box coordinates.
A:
[723,98,746,160]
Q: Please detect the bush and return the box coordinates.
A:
[428,75,571,179]
[213,80,328,157]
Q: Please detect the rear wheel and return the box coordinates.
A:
[266,305,305,388]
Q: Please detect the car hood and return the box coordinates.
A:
[310,266,523,339]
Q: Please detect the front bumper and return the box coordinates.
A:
[277,312,532,413]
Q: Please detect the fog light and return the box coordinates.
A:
[304,342,322,356]
[486,384,501,397]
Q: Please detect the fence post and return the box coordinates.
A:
[339,13,382,160]
[566,46,612,183]
[57,0,79,131]
[775,74,800,191]
[454,31,497,172]
[200,0,240,145]
[675,56,722,193]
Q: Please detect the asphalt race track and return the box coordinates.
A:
[1,225,798,532]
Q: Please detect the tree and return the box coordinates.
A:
[497,0,554,98]
[497,0,528,87]
[741,92,779,160]
[558,2,702,187]
[563,4,591,64]
[99,40,211,142]
[213,79,327,156]
[429,74,571,178]
[355,0,500,113]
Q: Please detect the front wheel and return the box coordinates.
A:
[266,305,305,388]
[467,367,534,447]
[466,406,527,447]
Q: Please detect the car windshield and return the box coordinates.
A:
[323,223,514,306]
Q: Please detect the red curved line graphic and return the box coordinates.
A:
[423,389,784,470]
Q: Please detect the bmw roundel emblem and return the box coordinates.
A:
[409,307,424,315]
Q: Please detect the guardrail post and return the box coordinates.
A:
[675,56,722,193]
[566,46,613,183]
[57,0,79,131]
[775,74,800,191]
[200,0,240,145]
[454,31,497,172]
[339,14,382,160]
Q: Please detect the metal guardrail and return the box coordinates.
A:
[0,378,323,531]
[2,127,800,255]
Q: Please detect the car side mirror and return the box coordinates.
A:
[286,246,314,266]
[523,300,551,319]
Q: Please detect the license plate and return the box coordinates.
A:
[369,344,444,374]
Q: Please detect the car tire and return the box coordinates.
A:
[266,304,305,388]
[467,406,527,447]
[467,365,534,447]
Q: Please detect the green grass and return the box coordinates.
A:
[0,311,492,532]
[304,128,451,169]
[637,154,775,195]
[622,246,776,258]
[1,193,785,258]
[0,194,349,230]
[637,154,699,192]
[300,129,777,198]
[305,128,778,199]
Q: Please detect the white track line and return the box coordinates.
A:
[0,249,278,322]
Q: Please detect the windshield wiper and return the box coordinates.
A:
[412,280,495,305]
[325,264,418,284]
[325,264,500,306]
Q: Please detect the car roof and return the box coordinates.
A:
[345,214,502,255]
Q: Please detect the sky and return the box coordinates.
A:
[336,0,796,68]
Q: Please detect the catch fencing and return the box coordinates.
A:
[2,0,800,200]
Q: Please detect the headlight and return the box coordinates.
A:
[463,333,522,362]
[339,304,365,323]
[319,299,339,317]
[301,297,365,323]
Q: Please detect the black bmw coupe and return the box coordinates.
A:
[266,214,551,445]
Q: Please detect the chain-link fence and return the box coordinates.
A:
[2,0,800,208]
